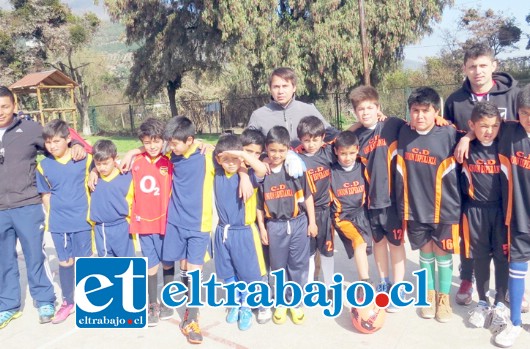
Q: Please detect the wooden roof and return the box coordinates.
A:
[10,69,78,94]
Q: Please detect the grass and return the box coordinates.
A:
[85,133,220,156]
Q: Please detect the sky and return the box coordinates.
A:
[403,0,530,62]
[1,0,528,63]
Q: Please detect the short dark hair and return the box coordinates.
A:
[470,101,501,123]
[407,87,441,111]
[138,118,165,141]
[268,67,297,87]
[265,126,290,147]
[517,84,530,111]
[334,131,359,149]
[464,43,495,64]
[240,128,265,150]
[42,119,70,140]
[93,139,117,161]
[164,116,195,141]
[349,85,379,109]
[297,116,325,139]
[0,86,15,103]
[214,134,243,158]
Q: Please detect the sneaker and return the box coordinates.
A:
[148,303,160,327]
[257,307,272,324]
[38,303,55,324]
[456,279,473,306]
[180,319,203,344]
[490,303,510,335]
[387,286,405,313]
[226,307,239,324]
[159,303,174,320]
[0,310,22,329]
[273,307,288,325]
[494,324,522,348]
[468,300,491,328]
[376,281,392,293]
[238,307,252,331]
[436,292,452,323]
[289,307,305,325]
[420,290,436,319]
[52,301,75,324]
[504,293,529,313]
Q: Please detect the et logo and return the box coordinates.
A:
[75,258,147,328]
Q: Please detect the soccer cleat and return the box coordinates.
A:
[387,286,406,313]
[468,300,491,328]
[289,307,305,325]
[273,307,288,325]
[52,301,75,324]
[490,303,510,335]
[420,290,436,319]
[455,279,473,306]
[181,319,203,344]
[376,281,392,293]
[257,307,272,324]
[238,307,253,331]
[147,303,160,327]
[226,307,239,324]
[0,310,22,329]
[159,303,174,320]
[435,292,453,323]
[494,324,522,348]
[38,303,55,324]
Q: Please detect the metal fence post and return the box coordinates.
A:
[129,104,135,134]
[335,92,341,130]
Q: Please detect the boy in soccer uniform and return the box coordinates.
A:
[89,140,135,258]
[129,118,174,327]
[295,116,335,291]
[213,134,268,331]
[330,131,373,296]
[36,119,93,324]
[257,126,318,326]
[395,87,462,323]
[348,86,407,311]
[459,102,509,331]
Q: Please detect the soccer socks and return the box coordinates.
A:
[508,262,528,326]
[493,256,509,305]
[180,268,189,297]
[320,255,335,287]
[163,267,175,286]
[148,274,158,305]
[59,265,75,304]
[419,251,435,290]
[474,257,491,302]
[436,253,453,294]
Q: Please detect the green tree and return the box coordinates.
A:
[0,0,100,135]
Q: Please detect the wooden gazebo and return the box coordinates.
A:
[10,69,78,129]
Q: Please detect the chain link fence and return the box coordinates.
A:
[89,81,528,135]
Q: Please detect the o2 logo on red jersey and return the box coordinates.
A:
[140,175,160,196]
[75,258,147,328]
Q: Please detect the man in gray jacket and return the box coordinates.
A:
[248,67,337,144]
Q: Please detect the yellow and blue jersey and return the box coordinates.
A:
[214,168,260,226]
[89,171,134,225]
[36,153,92,232]
[167,144,215,232]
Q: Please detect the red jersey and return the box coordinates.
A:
[130,153,173,235]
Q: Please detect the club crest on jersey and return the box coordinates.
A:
[159,166,169,176]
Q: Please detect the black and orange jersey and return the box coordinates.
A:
[497,121,530,233]
[258,165,313,220]
[354,117,406,209]
[297,145,334,209]
[461,140,502,202]
[330,161,367,221]
[395,125,462,224]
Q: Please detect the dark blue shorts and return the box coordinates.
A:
[162,223,211,265]
[94,220,135,258]
[50,230,92,262]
